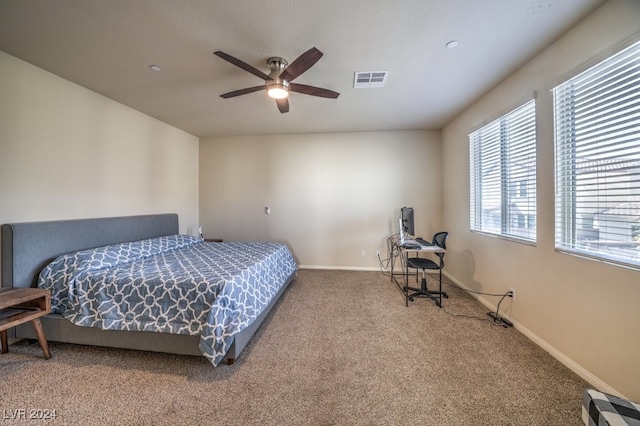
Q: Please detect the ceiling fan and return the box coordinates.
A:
[214,47,340,113]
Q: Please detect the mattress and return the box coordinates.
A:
[38,235,297,365]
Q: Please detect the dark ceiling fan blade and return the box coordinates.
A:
[214,51,272,81]
[289,83,340,99]
[279,47,323,82]
[276,97,289,113]
[220,85,265,98]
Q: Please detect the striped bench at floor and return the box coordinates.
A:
[582,389,640,426]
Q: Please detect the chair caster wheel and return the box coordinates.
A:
[443,294,449,298]
[409,297,414,302]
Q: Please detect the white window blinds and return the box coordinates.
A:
[470,100,537,242]
[554,40,640,268]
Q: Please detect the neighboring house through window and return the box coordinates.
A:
[554,39,640,268]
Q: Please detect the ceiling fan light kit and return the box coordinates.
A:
[267,83,289,99]
[214,47,339,113]
[266,57,289,99]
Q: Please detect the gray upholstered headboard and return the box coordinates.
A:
[1,213,179,289]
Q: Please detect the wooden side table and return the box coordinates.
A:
[0,288,52,359]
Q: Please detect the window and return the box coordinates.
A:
[470,100,537,242]
[554,40,640,268]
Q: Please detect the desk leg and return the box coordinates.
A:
[0,330,7,354]
[390,253,394,282]
[31,318,51,360]
[404,258,409,307]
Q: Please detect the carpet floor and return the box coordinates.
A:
[0,269,588,425]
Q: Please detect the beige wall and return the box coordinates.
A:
[442,0,640,400]
[0,51,199,265]
[200,130,441,269]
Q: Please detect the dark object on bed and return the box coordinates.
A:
[1,214,296,365]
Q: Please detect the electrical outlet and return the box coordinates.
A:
[361,250,366,257]
[509,287,516,300]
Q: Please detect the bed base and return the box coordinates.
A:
[1,214,293,364]
[14,273,293,363]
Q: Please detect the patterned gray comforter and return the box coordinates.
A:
[38,235,297,366]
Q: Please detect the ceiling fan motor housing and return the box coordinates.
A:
[266,57,289,97]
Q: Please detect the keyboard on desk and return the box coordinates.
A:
[401,238,432,249]
[416,238,432,247]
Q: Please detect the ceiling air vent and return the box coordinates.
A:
[353,71,388,88]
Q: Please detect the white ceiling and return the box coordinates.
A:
[0,0,606,138]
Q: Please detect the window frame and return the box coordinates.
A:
[469,99,537,244]
[553,39,640,270]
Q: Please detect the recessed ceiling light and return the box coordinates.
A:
[446,40,459,49]
[149,65,161,72]
[530,0,557,14]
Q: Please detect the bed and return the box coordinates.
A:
[1,214,297,366]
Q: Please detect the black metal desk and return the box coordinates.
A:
[389,236,446,307]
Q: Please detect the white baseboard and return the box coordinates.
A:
[443,271,627,400]
[298,265,380,272]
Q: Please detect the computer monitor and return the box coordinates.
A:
[400,207,414,237]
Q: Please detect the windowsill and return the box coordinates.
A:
[470,229,537,247]
[555,247,640,272]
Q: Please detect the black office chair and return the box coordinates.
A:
[406,231,449,307]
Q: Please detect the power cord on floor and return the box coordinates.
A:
[439,304,509,327]
[487,292,513,328]
[437,276,514,328]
